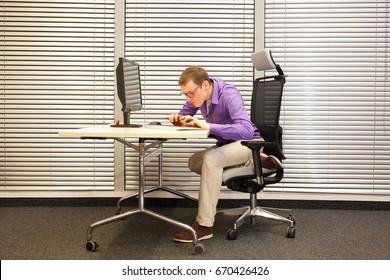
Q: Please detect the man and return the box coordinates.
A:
[167,66,282,243]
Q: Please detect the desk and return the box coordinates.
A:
[59,124,209,254]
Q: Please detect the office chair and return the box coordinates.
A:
[220,49,296,240]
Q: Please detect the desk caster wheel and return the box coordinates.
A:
[286,227,295,238]
[193,243,205,255]
[116,210,128,220]
[86,240,99,252]
[226,229,238,240]
[287,214,296,226]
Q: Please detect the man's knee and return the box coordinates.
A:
[188,154,202,174]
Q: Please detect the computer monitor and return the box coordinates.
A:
[112,57,143,127]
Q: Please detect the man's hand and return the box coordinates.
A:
[166,113,186,126]
[167,114,210,130]
[179,115,210,130]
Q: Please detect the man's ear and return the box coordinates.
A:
[203,79,211,89]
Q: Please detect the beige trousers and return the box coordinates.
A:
[188,140,255,227]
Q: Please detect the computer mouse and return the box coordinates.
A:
[149,121,162,125]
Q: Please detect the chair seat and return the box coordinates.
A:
[223,165,275,194]
[222,165,274,184]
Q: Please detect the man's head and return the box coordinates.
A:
[178,66,210,86]
[179,66,213,107]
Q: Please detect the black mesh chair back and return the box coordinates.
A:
[251,75,286,160]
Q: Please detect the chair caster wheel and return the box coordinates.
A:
[286,227,295,238]
[86,240,99,252]
[193,243,205,255]
[226,229,238,240]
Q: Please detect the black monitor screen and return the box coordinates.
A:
[113,58,143,127]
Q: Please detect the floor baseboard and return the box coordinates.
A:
[1,197,389,211]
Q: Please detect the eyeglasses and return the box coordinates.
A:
[180,85,200,98]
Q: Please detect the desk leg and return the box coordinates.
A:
[158,140,163,188]
[138,138,146,211]
[114,139,146,213]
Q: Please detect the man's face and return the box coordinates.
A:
[180,80,206,108]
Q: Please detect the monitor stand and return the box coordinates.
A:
[110,123,142,128]
[110,112,142,128]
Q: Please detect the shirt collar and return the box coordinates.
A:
[210,77,219,105]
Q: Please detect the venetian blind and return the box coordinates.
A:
[1,0,116,191]
[265,0,390,196]
[124,0,255,190]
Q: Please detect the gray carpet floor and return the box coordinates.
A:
[1,199,389,260]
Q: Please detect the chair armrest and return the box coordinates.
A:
[241,140,278,150]
[241,140,284,185]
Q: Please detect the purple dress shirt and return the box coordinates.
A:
[179,77,260,146]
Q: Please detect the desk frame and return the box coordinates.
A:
[59,125,208,255]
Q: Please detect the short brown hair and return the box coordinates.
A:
[178,66,210,86]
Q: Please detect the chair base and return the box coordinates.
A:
[222,205,294,229]
[218,193,296,239]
